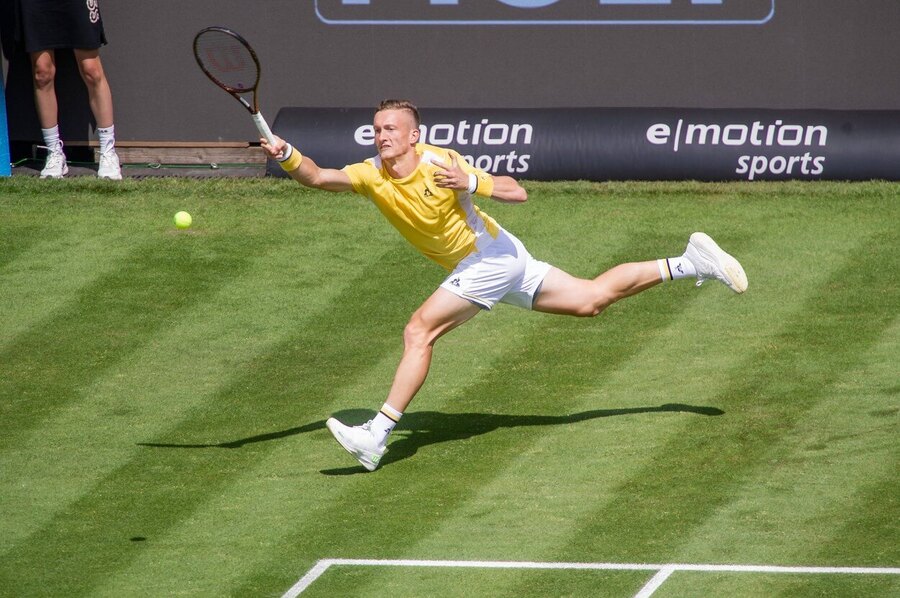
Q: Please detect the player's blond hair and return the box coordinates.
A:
[376,99,421,128]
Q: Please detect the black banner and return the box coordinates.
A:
[269,108,900,182]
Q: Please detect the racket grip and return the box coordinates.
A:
[252,111,277,147]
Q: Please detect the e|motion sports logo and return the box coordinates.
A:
[647,117,829,181]
[354,117,534,174]
[314,0,775,26]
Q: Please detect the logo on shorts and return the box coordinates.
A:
[423,187,433,197]
[450,278,460,287]
[86,0,100,24]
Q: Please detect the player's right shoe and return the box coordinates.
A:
[684,232,748,293]
[326,418,386,472]
[40,150,68,179]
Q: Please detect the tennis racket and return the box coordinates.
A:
[193,26,276,146]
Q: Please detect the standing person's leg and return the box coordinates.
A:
[31,50,68,178]
[326,289,482,471]
[74,48,121,179]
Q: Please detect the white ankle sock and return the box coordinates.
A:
[41,125,63,154]
[657,256,697,282]
[97,125,115,154]
[371,403,403,446]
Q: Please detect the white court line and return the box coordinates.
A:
[283,558,900,598]
[634,565,676,598]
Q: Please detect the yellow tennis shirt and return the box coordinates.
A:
[343,143,500,271]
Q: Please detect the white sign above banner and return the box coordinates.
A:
[314,0,775,25]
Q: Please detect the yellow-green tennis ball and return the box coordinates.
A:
[174,211,192,229]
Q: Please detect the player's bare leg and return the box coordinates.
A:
[533,232,747,316]
[533,262,662,317]
[385,288,481,412]
[326,288,480,471]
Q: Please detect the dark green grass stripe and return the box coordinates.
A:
[0,244,436,597]
[0,233,269,446]
[227,234,712,596]
[553,228,899,564]
[0,224,49,269]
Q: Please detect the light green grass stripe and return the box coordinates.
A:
[0,228,380,555]
[0,230,135,351]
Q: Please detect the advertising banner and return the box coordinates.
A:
[269,107,900,182]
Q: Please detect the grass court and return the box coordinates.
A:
[0,177,897,596]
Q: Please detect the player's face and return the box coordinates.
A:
[373,109,419,161]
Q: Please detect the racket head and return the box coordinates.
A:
[193,26,262,109]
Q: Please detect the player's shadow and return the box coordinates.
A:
[324,403,724,475]
[138,403,724,473]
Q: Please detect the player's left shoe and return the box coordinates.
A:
[98,149,122,180]
[326,418,386,471]
[684,232,748,293]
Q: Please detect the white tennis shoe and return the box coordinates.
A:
[40,150,68,179]
[684,232,748,293]
[98,149,123,180]
[326,418,386,471]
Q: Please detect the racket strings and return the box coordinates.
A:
[195,32,258,92]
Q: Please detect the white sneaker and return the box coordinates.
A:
[684,232,748,293]
[40,150,68,179]
[326,418,386,471]
[98,149,122,180]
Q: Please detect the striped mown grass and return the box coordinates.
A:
[0,178,897,597]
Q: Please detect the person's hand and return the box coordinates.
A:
[260,135,288,160]
[432,155,469,190]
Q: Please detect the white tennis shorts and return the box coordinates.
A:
[440,228,552,310]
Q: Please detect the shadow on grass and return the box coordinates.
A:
[139,403,723,474]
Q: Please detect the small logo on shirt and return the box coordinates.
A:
[423,187,433,197]
[86,0,100,23]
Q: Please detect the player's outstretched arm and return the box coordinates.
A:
[261,135,352,192]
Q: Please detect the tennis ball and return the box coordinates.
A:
[174,211,192,229]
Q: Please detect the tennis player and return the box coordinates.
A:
[261,99,748,471]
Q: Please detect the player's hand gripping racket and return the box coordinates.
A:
[193,26,276,147]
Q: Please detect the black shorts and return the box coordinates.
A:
[17,0,107,53]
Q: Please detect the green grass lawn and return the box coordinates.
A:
[0,177,897,597]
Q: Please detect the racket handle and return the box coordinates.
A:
[252,111,277,147]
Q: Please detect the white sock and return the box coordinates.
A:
[97,125,115,154]
[41,125,63,154]
[370,403,403,446]
[657,256,697,282]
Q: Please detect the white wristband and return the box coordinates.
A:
[277,143,294,162]
[467,172,478,194]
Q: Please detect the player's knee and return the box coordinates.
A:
[575,285,612,317]
[402,315,433,350]
[575,303,605,318]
